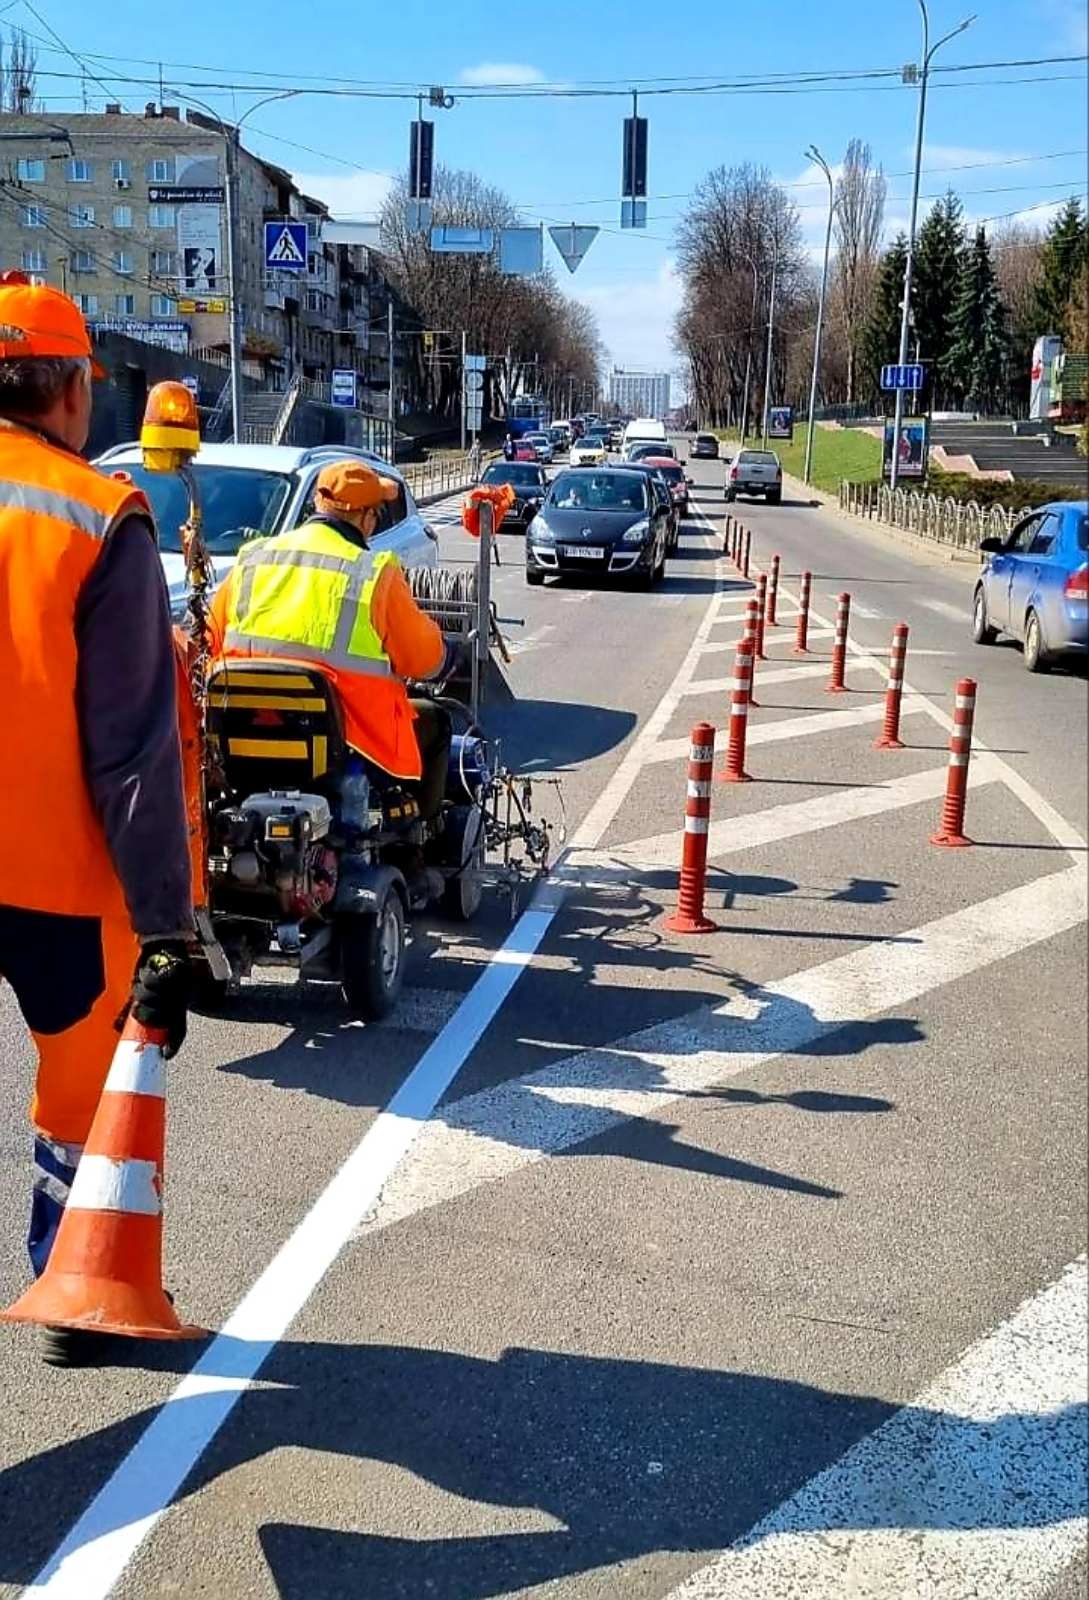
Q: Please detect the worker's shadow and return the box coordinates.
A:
[0,1337,1083,1596]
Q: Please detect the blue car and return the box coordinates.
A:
[974,500,1088,672]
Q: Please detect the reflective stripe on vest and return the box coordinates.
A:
[0,479,115,539]
[222,528,395,677]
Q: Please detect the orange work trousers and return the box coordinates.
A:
[0,905,137,1146]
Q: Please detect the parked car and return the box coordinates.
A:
[641,455,691,518]
[690,432,719,459]
[570,436,609,467]
[726,448,783,503]
[974,500,1088,671]
[525,466,670,588]
[93,441,437,620]
[522,431,554,464]
[478,460,549,530]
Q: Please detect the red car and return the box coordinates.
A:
[642,456,690,519]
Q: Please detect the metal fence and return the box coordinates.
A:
[400,450,487,502]
[838,479,1016,553]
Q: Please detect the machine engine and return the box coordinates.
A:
[211,791,338,918]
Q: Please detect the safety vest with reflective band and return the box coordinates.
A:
[0,423,152,919]
[220,520,423,779]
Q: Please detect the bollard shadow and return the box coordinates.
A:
[1,1338,1082,1597]
[712,1084,895,1114]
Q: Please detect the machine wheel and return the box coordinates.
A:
[525,567,545,586]
[653,545,667,583]
[725,488,736,503]
[441,819,482,921]
[339,888,406,1020]
[766,490,782,504]
[972,587,997,645]
[1023,609,1050,673]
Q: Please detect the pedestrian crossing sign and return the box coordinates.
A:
[264,221,308,272]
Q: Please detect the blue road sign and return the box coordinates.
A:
[264,221,308,272]
[331,369,358,408]
[880,362,925,392]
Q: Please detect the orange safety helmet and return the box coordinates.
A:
[0,273,106,376]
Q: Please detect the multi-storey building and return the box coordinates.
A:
[608,367,671,419]
[0,104,365,386]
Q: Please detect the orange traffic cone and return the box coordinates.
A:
[1,1018,204,1340]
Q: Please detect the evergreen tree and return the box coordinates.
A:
[860,233,908,399]
[1033,199,1089,344]
[912,192,966,405]
[942,227,1008,413]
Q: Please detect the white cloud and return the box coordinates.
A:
[571,260,684,371]
[458,62,546,86]
[290,170,394,221]
[920,144,1028,172]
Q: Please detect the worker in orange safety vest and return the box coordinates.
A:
[0,277,194,1364]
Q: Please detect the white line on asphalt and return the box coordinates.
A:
[591,760,998,873]
[356,863,1088,1233]
[920,597,969,622]
[844,599,883,620]
[24,492,732,1600]
[683,661,842,696]
[667,1255,1089,1600]
[696,626,835,656]
[646,697,925,765]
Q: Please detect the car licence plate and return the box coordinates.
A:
[562,545,604,559]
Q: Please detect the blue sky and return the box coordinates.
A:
[14,0,1089,376]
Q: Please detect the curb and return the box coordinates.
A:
[780,469,983,576]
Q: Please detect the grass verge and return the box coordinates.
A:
[716,424,882,494]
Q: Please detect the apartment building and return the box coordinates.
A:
[608,367,671,420]
[0,104,347,383]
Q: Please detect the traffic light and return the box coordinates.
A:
[409,119,434,200]
[622,116,648,199]
[621,113,647,229]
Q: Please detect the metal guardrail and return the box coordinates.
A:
[400,450,488,502]
[838,480,1016,553]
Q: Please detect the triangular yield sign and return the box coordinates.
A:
[268,226,306,266]
[548,224,599,274]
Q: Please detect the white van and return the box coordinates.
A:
[622,417,667,457]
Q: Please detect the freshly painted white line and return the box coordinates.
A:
[668,1256,1089,1600]
[594,759,998,873]
[358,864,1087,1233]
[920,597,969,622]
[683,661,844,696]
[25,483,732,1600]
[647,696,926,765]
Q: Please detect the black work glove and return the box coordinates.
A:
[129,940,191,1060]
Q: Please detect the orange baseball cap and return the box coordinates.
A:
[315,459,399,513]
[0,276,106,377]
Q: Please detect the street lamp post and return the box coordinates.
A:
[889,2,975,489]
[803,145,835,486]
[172,90,298,442]
[760,246,779,447]
[738,250,760,444]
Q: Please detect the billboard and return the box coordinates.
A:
[174,155,224,300]
[882,418,929,480]
[1030,334,1063,420]
[768,405,794,441]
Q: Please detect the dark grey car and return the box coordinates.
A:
[524,466,671,588]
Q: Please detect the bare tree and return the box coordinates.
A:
[1,29,39,113]
[379,166,602,424]
[832,139,886,404]
[674,163,806,427]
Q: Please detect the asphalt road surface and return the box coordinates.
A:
[1,447,1085,1599]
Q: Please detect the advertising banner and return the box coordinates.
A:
[768,405,794,441]
[882,418,929,480]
